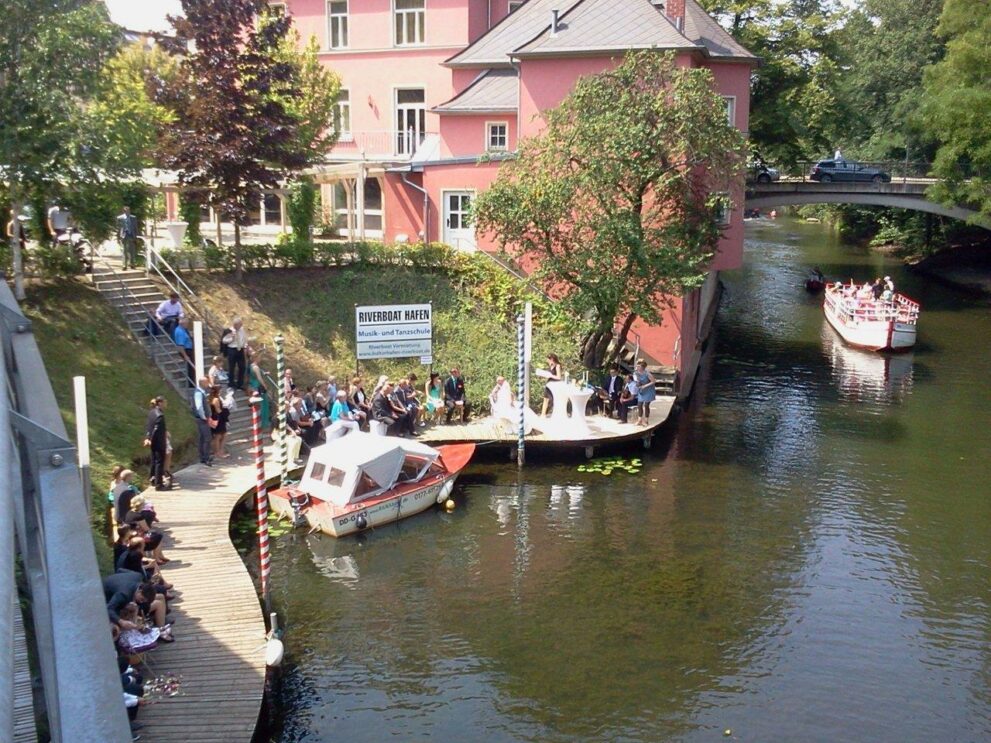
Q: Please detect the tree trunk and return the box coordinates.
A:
[233,221,243,280]
[9,187,25,300]
[607,312,639,368]
[580,326,613,370]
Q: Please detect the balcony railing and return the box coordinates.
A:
[332,129,433,159]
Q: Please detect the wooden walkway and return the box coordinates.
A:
[418,397,676,453]
[13,598,38,743]
[133,448,274,743]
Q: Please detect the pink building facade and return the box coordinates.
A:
[275,0,755,394]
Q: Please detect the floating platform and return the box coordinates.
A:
[417,396,676,456]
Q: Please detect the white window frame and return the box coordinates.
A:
[485,121,509,151]
[722,96,736,127]
[336,89,352,142]
[508,1,525,12]
[440,188,477,251]
[393,0,426,47]
[394,86,426,155]
[326,0,349,49]
[267,2,287,16]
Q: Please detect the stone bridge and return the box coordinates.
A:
[746,179,989,228]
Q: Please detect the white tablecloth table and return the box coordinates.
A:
[545,381,594,438]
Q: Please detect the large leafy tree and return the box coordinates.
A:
[160,0,313,276]
[473,52,745,369]
[0,0,118,295]
[922,0,991,223]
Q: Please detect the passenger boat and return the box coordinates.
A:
[269,433,475,537]
[823,282,920,351]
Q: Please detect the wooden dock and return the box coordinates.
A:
[418,396,676,455]
[133,451,273,743]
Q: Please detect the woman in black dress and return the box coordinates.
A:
[144,396,169,490]
[209,385,230,458]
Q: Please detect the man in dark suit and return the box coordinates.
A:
[444,368,470,424]
[601,364,624,417]
[116,205,139,269]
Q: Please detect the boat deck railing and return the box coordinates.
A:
[825,285,920,325]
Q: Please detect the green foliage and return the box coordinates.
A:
[474,51,744,364]
[922,0,991,223]
[273,32,341,162]
[287,177,318,243]
[179,192,203,247]
[22,280,197,570]
[63,180,149,245]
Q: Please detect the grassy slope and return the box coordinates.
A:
[22,280,197,571]
[186,265,576,405]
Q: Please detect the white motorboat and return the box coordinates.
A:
[823,283,919,351]
[269,432,475,537]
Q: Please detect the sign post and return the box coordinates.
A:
[523,302,533,409]
[516,314,526,467]
[73,376,91,513]
[355,303,433,361]
[193,320,205,382]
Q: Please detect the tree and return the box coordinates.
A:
[922,0,991,224]
[160,0,310,277]
[0,0,118,295]
[473,52,745,369]
[275,34,341,164]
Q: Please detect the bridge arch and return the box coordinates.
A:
[745,183,990,230]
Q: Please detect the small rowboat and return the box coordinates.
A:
[269,432,474,537]
[823,283,920,351]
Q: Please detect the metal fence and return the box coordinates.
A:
[0,280,131,742]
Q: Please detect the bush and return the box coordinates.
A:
[31,243,82,277]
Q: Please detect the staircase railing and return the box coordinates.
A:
[95,258,191,401]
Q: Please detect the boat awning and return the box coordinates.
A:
[300,433,439,507]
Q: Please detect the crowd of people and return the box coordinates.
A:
[106,466,177,739]
[831,275,897,303]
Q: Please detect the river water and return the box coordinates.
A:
[259,218,991,742]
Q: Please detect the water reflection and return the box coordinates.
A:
[822,323,915,403]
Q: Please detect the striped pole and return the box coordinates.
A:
[274,333,288,485]
[249,392,271,617]
[516,313,526,468]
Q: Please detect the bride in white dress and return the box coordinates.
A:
[489,376,540,434]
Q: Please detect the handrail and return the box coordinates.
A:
[95,258,191,400]
[0,280,131,742]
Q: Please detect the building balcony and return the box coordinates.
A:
[331,129,434,161]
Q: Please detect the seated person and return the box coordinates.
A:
[600,365,624,417]
[327,389,360,437]
[113,469,139,524]
[104,572,171,636]
[489,376,515,415]
[388,382,417,436]
[372,381,411,435]
[396,375,422,427]
[618,374,639,424]
[123,499,169,566]
[288,393,322,449]
[154,292,184,337]
[348,377,372,418]
[444,368,471,424]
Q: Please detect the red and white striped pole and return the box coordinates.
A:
[249,392,271,617]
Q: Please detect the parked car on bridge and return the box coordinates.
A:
[748,161,780,184]
[809,159,891,183]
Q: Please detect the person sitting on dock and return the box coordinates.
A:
[600,364,624,417]
[444,368,471,424]
[396,374,423,428]
[104,571,171,636]
[387,382,418,436]
[372,381,408,435]
[327,389,360,438]
[348,376,372,421]
[618,374,638,424]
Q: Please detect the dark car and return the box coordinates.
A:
[809,159,891,183]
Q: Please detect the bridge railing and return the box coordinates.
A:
[0,280,131,742]
[773,160,937,182]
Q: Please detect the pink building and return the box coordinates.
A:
[275,0,755,394]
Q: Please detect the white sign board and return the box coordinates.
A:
[356,303,432,360]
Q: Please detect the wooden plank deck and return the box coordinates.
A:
[13,597,38,743]
[418,396,676,452]
[133,449,273,743]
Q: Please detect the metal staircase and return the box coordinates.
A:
[609,332,678,397]
[91,256,259,459]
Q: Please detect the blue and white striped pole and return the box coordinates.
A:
[516,313,526,468]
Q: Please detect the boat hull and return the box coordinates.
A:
[824,301,916,351]
[270,442,474,537]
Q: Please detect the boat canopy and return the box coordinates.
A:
[300,432,440,507]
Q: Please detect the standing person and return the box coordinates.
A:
[444,368,471,424]
[247,347,271,431]
[143,397,169,491]
[173,318,195,387]
[634,360,656,426]
[192,376,213,466]
[154,292,184,337]
[540,354,565,417]
[209,385,230,458]
[116,205,139,269]
[6,209,26,251]
[225,317,248,391]
[47,200,70,239]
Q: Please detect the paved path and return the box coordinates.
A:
[133,448,278,742]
